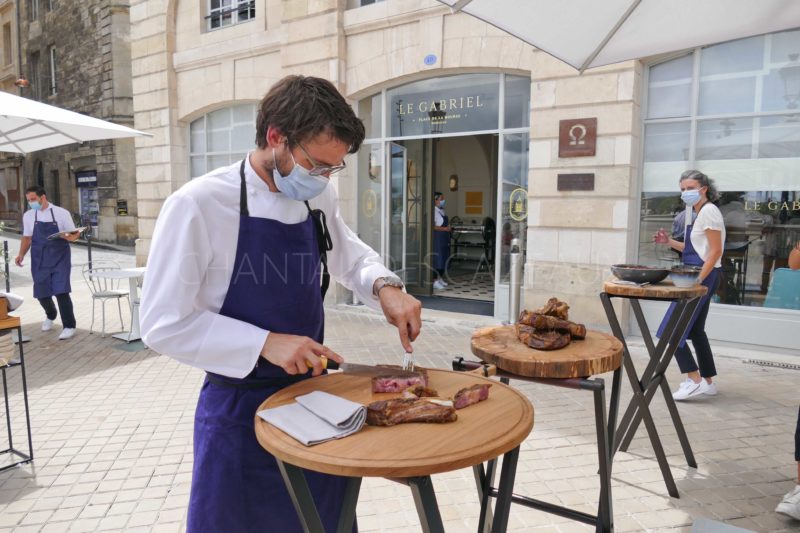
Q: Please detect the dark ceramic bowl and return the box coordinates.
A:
[610,264,670,284]
[670,265,702,288]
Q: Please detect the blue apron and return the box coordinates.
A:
[657,205,721,347]
[187,159,348,533]
[31,208,71,299]
[433,211,450,271]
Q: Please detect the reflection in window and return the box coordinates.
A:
[207,0,255,31]
[642,29,800,311]
[189,104,256,178]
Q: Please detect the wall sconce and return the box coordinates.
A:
[14,75,30,88]
[780,53,800,109]
[448,173,458,191]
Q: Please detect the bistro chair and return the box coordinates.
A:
[82,260,129,337]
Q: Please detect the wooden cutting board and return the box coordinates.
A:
[471,325,622,378]
[255,369,533,478]
[603,278,707,299]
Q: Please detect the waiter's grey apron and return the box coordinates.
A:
[186,160,347,532]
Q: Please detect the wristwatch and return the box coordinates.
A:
[373,276,405,297]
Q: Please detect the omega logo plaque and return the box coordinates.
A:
[559,118,597,157]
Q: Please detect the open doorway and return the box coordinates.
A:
[389,134,498,311]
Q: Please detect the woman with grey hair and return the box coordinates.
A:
[658,170,726,400]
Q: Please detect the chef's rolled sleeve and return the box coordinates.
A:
[140,193,268,378]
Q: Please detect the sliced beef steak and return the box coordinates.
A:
[371,366,429,393]
[401,384,440,399]
[366,398,457,426]
[453,384,492,409]
[517,312,586,340]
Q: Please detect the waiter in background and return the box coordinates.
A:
[15,185,79,340]
[432,191,451,290]
[140,75,422,532]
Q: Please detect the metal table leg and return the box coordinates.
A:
[408,476,446,533]
[593,379,613,533]
[276,459,326,533]
[618,299,700,469]
[474,459,497,533]
[491,446,520,533]
[600,293,679,498]
[336,476,362,533]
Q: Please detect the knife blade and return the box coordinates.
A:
[308,356,421,378]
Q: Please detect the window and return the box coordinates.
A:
[640,29,800,309]
[189,104,256,178]
[207,0,255,31]
[2,24,11,66]
[28,0,39,20]
[29,51,40,100]
[48,46,56,95]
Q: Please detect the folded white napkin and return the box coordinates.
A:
[0,292,23,311]
[257,391,366,447]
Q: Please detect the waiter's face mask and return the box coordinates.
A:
[28,197,42,211]
[272,144,330,202]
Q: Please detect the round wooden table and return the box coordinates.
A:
[255,368,534,533]
[466,325,622,532]
[471,325,622,378]
[602,278,707,300]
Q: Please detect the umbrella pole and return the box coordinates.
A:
[3,240,9,293]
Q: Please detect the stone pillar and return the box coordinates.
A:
[130,0,181,265]
[526,53,642,328]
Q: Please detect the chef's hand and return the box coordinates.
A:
[62,231,81,242]
[14,255,23,267]
[378,287,422,352]
[260,333,343,376]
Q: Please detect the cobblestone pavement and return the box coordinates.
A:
[0,235,796,532]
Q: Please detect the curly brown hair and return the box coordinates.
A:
[255,75,365,154]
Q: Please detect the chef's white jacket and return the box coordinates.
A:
[140,156,394,378]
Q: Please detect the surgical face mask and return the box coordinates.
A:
[28,201,41,211]
[272,148,329,201]
[438,199,445,208]
[681,189,702,206]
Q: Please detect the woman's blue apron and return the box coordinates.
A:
[657,205,721,347]
[31,208,71,299]
[433,211,450,271]
[186,159,346,533]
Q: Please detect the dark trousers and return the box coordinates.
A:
[674,289,717,378]
[38,293,76,329]
[795,406,799,462]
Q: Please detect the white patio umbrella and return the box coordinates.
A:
[0,90,150,155]
[437,0,800,72]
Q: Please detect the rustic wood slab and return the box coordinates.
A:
[603,277,707,299]
[255,369,533,478]
[471,326,622,378]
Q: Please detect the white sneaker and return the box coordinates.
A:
[433,279,445,290]
[58,328,75,340]
[776,484,800,520]
[440,279,449,287]
[672,378,710,401]
[704,382,718,396]
[42,319,53,332]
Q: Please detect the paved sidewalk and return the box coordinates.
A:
[0,238,796,532]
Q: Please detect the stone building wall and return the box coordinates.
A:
[18,0,137,244]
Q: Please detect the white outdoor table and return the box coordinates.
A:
[89,267,146,342]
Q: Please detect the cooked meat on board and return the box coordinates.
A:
[366,398,457,426]
[401,384,439,399]
[516,297,586,350]
[371,367,429,393]
[453,384,492,409]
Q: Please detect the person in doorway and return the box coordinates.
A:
[432,191,451,290]
[140,75,422,533]
[658,170,725,400]
[15,186,80,340]
[776,242,800,520]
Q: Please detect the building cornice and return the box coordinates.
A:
[172,31,281,73]
[343,4,450,36]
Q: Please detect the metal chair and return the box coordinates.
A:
[82,261,129,337]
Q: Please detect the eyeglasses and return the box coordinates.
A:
[294,143,347,177]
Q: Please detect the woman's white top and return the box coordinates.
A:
[689,202,726,268]
[140,156,394,378]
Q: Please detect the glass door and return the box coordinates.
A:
[388,142,407,278]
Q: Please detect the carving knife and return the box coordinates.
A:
[307,356,420,378]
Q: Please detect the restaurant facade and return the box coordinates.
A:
[130,0,800,352]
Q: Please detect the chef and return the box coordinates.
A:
[140,75,422,532]
[15,185,80,340]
